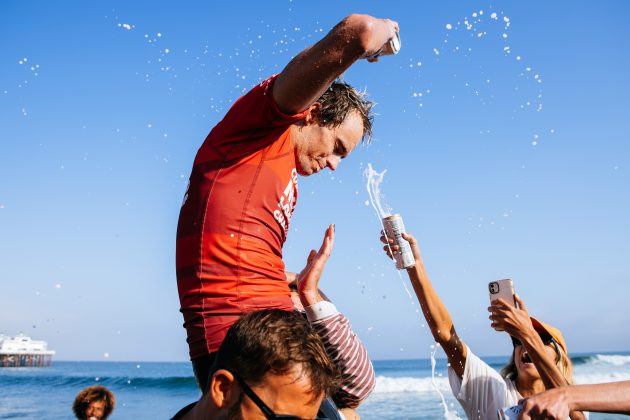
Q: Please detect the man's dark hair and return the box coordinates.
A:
[316,80,374,143]
[211,309,339,403]
[72,385,115,419]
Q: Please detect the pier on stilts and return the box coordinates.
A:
[0,334,55,368]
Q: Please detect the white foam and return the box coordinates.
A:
[364,163,413,300]
[364,163,391,220]
[373,375,452,394]
[575,371,630,384]
[590,354,630,366]
[432,344,462,419]
[372,370,630,396]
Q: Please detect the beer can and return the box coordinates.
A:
[387,30,401,55]
[367,30,401,59]
[382,214,415,270]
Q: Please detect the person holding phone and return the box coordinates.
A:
[380,232,582,420]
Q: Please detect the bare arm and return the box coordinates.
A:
[490,296,569,390]
[273,14,398,114]
[296,225,376,408]
[489,297,585,420]
[519,381,630,419]
[381,232,468,378]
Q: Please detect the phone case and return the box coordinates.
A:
[488,279,515,306]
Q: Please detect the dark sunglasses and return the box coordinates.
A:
[230,370,328,420]
[510,334,556,348]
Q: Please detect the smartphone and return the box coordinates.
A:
[488,278,515,306]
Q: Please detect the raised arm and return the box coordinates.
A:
[519,381,630,419]
[489,296,570,390]
[273,14,399,114]
[296,225,376,408]
[381,232,468,378]
[489,296,585,420]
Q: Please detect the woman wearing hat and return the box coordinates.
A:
[380,232,583,420]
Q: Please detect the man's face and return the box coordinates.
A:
[293,110,363,176]
[228,366,323,419]
[84,399,106,420]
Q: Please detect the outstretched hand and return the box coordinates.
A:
[488,294,534,338]
[296,224,335,307]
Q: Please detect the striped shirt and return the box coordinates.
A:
[305,301,376,408]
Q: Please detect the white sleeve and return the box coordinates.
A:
[448,345,512,419]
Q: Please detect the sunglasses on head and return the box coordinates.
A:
[229,370,329,420]
[510,334,555,348]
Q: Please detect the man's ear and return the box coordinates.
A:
[210,369,239,409]
[304,102,321,125]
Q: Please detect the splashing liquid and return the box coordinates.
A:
[364,163,413,300]
[366,163,459,419]
[431,343,462,419]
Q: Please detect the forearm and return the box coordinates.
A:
[307,304,375,408]
[407,263,466,375]
[516,331,588,419]
[520,331,569,389]
[273,14,396,114]
[568,382,630,413]
[408,264,457,343]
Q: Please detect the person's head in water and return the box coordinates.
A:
[72,385,115,420]
[179,309,339,420]
[292,81,374,176]
[501,317,573,385]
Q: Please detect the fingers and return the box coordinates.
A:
[488,305,506,331]
[285,272,298,284]
[401,231,415,244]
[380,230,396,259]
[306,249,317,265]
[379,231,394,245]
[490,323,505,332]
[518,400,531,420]
[384,18,399,37]
[518,399,538,420]
[488,303,510,332]
[317,224,335,258]
[402,232,422,260]
[493,297,514,310]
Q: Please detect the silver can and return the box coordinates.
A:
[366,30,401,59]
[386,30,402,55]
[382,214,415,269]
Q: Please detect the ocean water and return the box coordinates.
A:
[1,353,630,419]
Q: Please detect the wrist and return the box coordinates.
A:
[564,387,577,411]
[516,329,550,356]
[299,290,323,307]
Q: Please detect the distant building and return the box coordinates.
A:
[0,334,55,367]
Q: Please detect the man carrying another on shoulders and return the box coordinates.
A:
[176,13,399,396]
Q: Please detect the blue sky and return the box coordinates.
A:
[1,1,629,362]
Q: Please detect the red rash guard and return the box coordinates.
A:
[176,75,306,358]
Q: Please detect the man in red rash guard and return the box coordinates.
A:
[176,13,399,395]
